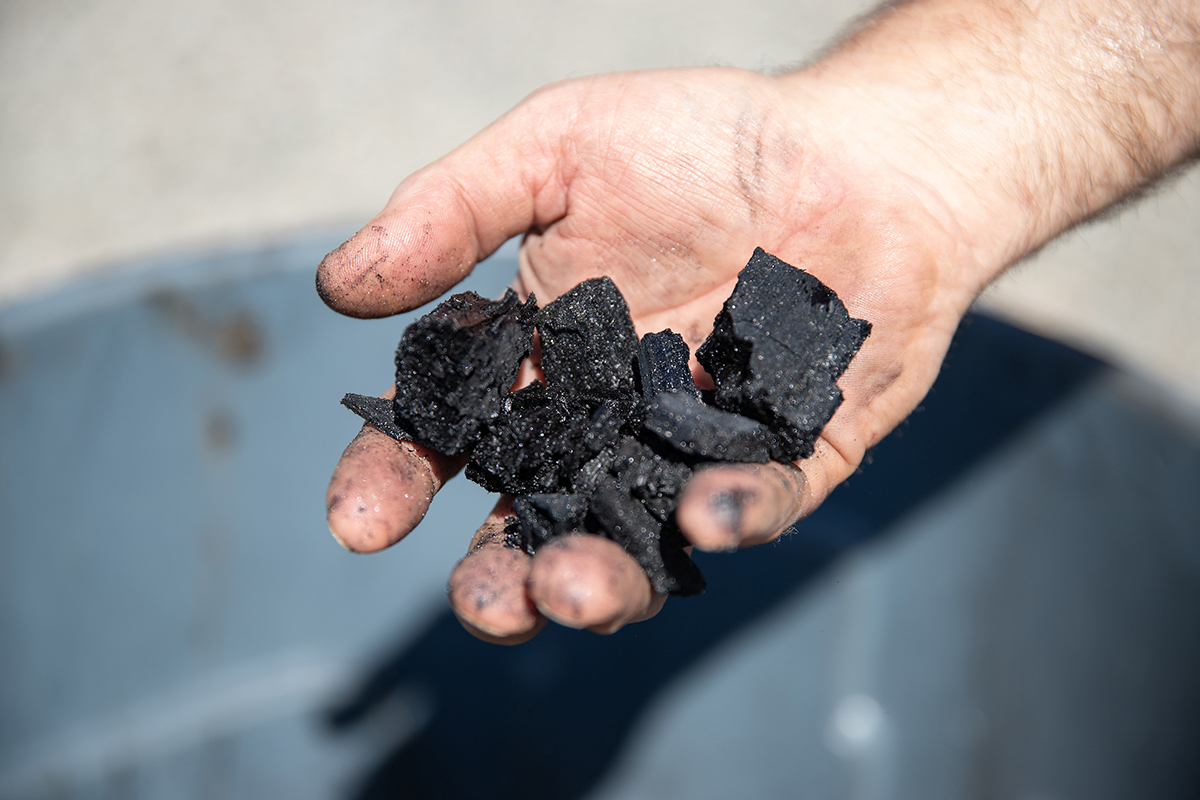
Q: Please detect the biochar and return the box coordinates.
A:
[391,288,537,456]
[342,251,871,597]
[697,247,872,460]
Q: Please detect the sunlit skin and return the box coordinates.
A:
[319,0,1199,644]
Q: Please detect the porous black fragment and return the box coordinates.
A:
[392,289,537,456]
[511,493,590,554]
[588,476,705,596]
[636,330,700,402]
[608,436,692,502]
[657,521,707,596]
[340,393,412,443]
[643,495,678,524]
[643,391,773,463]
[696,247,871,460]
[465,382,597,496]
[558,401,633,492]
[537,277,639,399]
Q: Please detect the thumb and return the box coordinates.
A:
[315,97,569,319]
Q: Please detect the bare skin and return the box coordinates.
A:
[320,0,1199,644]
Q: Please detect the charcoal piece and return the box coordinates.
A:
[643,495,678,523]
[392,289,537,456]
[657,521,707,596]
[609,436,693,501]
[511,494,590,553]
[502,515,525,551]
[636,330,700,401]
[537,277,639,398]
[588,476,705,596]
[643,391,773,463]
[465,382,595,496]
[569,449,617,495]
[559,401,629,487]
[340,393,412,443]
[696,248,871,460]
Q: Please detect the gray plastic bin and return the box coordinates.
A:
[2,236,1199,800]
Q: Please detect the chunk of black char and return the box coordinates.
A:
[466,382,600,496]
[537,277,639,399]
[643,391,772,463]
[392,289,537,456]
[635,330,700,402]
[589,476,706,597]
[510,494,589,554]
[340,393,412,442]
[609,437,693,510]
[605,438,702,594]
[696,248,871,461]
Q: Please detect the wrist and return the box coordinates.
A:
[780,0,1200,282]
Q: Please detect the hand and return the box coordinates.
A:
[318,0,1199,645]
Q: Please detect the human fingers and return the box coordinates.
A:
[315,89,574,319]
[325,387,463,553]
[528,534,667,635]
[448,500,547,645]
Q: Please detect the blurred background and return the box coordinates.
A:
[2,2,1198,799]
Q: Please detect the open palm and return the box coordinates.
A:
[318,67,984,644]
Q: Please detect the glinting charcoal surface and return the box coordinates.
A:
[697,247,872,461]
[342,251,871,597]
[537,277,639,399]
[391,288,537,456]
[636,330,700,401]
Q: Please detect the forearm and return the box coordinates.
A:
[784,0,1200,282]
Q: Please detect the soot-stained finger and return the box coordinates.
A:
[448,501,547,645]
[326,388,463,553]
[528,534,666,634]
[675,462,808,551]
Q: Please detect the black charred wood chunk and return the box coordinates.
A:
[465,382,595,495]
[393,289,537,456]
[643,495,678,524]
[696,248,871,460]
[588,477,704,596]
[657,522,707,596]
[537,277,639,398]
[636,330,700,402]
[340,393,412,443]
[511,493,590,553]
[643,391,773,463]
[570,449,618,496]
[609,436,693,501]
[559,402,629,493]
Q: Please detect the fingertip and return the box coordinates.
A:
[325,425,438,553]
[454,612,548,646]
[675,473,753,552]
[677,463,808,551]
[448,546,544,641]
[316,184,477,319]
[528,535,655,633]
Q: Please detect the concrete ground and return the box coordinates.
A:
[2,0,1198,402]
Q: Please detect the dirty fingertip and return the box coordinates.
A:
[325,426,438,553]
[529,535,653,633]
[678,463,806,550]
[448,547,544,643]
